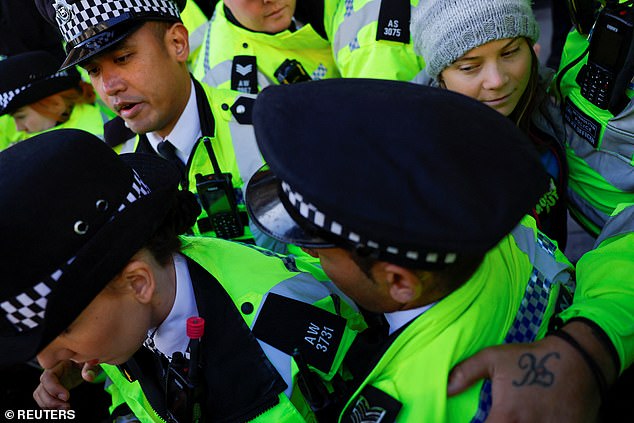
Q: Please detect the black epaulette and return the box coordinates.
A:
[230,95,255,125]
[341,385,402,422]
[376,0,411,44]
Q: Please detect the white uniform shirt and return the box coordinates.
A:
[146,80,202,164]
[146,253,199,359]
[384,303,436,336]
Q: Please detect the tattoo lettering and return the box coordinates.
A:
[512,352,560,387]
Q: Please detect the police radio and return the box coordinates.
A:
[576,1,634,114]
[274,59,312,84]
[165,317,206,423]
[195,137,244,239]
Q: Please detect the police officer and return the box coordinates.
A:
[323,0,427,81]
[6,129,365,422]
[192,0,340,94]
[0,51,109,145]
[553,0,634,237]
[245,79,583,421]
[35,0,270,246]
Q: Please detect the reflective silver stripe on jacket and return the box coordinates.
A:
[565,120,634,191]
[332,0,381,58]
[471,224,572,423]
[567,188,611,232]
[564,96,634,229]
[200,9,217,84]
[595,204,634,247]
[189,20,209,55]
[227,114,263,193]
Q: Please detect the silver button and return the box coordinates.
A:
[73,221,88,235]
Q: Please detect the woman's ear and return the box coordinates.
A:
[119,260,156,304]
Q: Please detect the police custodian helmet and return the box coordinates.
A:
[35,0,187,70]
[246,79,549,269]
[0,129,185,366]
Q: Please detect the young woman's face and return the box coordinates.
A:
[440,38,533,117]
[224,0,296,34]
[11,105,57,133]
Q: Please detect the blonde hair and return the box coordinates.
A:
[29,81,96,124]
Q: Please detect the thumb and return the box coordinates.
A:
[447,349,494,396]
[81,361,101,382]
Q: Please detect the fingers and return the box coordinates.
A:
[80,361,101,382]
[33,368,71,410]
[447,349,495,396]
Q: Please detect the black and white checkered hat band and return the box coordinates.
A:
[0,70,71,111]
[281,181,458,266]
[53,0,180,43]
[0,170,151,333]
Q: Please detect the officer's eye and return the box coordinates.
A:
[114,54,131,64]
[85,66,100,77]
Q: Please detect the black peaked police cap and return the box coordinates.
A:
[0,129,181,366]
[35,0,187,70]
[246,79,549,269]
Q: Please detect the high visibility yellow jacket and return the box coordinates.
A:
[338,216,573,422]
[553,29,634,236]
[102,236,367,422]
[192,1,339,93]
[2,102,109,147]
[560,202,634,374]
[324,0,426,81]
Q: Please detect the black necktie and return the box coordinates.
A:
[157,140,186,183]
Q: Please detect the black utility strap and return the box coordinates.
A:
[192,76,215,137]
[192,77,225,176]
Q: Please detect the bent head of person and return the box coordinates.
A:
[412,0,540,128]
[223,0,296,34]
[36,0,190,138]
[246,79,549,313]
[0,129,200,369]
[0,51,92,134]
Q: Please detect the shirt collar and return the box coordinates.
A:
[146,79,201,164]
[384,302,436,336]
[147,253,199,359]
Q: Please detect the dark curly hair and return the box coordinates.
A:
[144,190,201,266]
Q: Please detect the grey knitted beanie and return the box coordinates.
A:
[411,0,540,80]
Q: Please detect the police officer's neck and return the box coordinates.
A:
[152,75,192,139]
